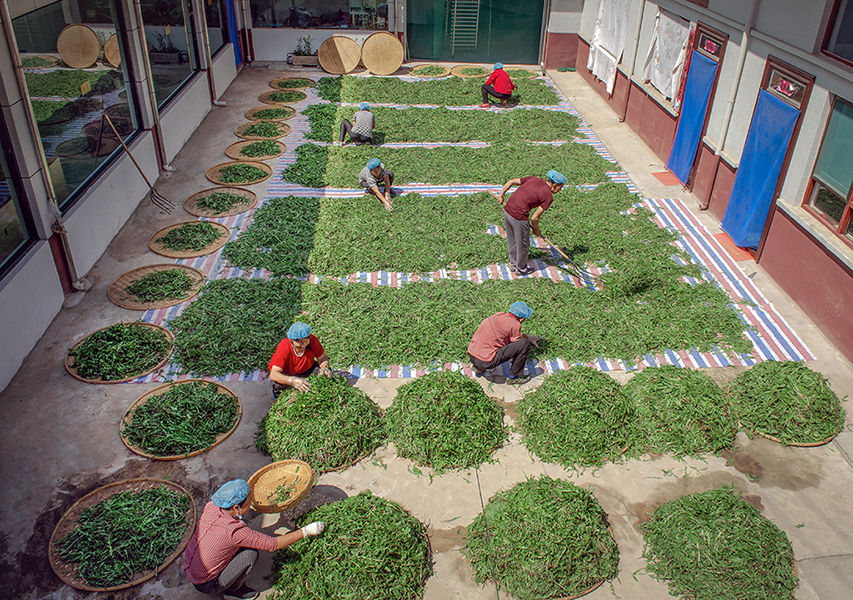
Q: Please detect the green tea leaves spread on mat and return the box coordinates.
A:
[155,221,223,251]
[68,322,171,381]
[641,485,798,600]
[251,107,294,120]
[195,191,250,214]
[24,68,121,98]
[464,476,618,600]
[270,491,430,600]
[125,269,193,302]
[241,121,288,138]
[259,375,385,472]
[411,65,447,76]
[218,163,268,184]
[168,278,302,377]
[121,381,239,456]
[275,78,314,88]
[517,367,642,469]
[728,361,846,445]
[239,140,281,158]
[386,371,507,473]
[624,365,737,456]
[55,485,190,588]
[267,91,306,103]
[459,66,489,77]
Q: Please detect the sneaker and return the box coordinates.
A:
[223,585,259,600]
[517,266,536,276]
[507,374,532,385]
[500,99,508,106]
[478,103,490,108]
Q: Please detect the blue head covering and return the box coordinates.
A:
[359,102,370,110]
[509,301,532,319]
[494,62,504,70]
[547,170,568,185]
[287,322,312,340]
[212,479,249,508]
[367,158,381,170]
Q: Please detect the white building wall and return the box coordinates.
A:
[159,73,212,162]
[548,0,584,33]
[251,28,377,63]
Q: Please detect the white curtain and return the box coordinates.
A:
[643,8,690,100]
[587,0,631,95]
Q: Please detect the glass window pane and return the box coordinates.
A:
[251,0,389,30]
[0,152,31,270]
[206,0,226,56]
[140,0,198,107]
[12,0,138,210]
[814,99,853,199]
[810,183,846,225]
[825,0,853,63]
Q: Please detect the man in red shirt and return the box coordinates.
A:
[467,301,543,385]
[183,479,325,600]
[269,322,331,396]
[480,62,515,108]
[493,170,567,275]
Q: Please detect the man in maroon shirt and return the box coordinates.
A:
[493,170,567,275]
[467,301,543,385]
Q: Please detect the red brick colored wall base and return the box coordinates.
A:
[692,143,718,206]
[48,233,74,295]
[576,39,631,116]
[708,158,737,222]
[543,32,578,70]
[623,81,677,161]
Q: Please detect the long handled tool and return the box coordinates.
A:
[103,114,175,213]
[541,236,600,282]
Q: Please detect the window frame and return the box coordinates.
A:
[821,0,853,68]
[0,118,39,281]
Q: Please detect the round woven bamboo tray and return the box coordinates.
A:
[245,105,296,121]
[451,64,490,78]
[248,459,316,513]
[65,322,174,384]
[57,24,100,69]
[233,121,291,140]
[48,478,196,591]
[226,140,285,161]
[54,137,92,158]
[258,90,307,105]
[148,220,231,258]
[206,161,272,186]
[21,54,59,68]
[269,77,315,90]
[120,380,242,460]
[410,64,450,77]
[184,187,257,217]
[103,33,121,67]
[318,36,361,74]
[107,264,205,310]
[361,32,404,76]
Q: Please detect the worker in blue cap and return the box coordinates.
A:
[490,170,567,275]
[337,102,375,146]
[269,322,331,395]
[479,62,515,108]
[358,157,395,210]
[183,479,326,600]
[467,301,543,385]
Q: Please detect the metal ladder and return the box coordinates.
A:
[447,0,480,56]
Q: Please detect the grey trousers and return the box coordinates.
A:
[503,211,530,272]
[193,548,259,595]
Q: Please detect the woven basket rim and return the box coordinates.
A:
[233,121,291,140]
[268,77,316,90]
[258,90,307,105]
[148,220,231,258]
[451,64,491,78]
[205,161,272,186]
[244,105,296,121]
[65,322,174,384]
[248,459,316,513]
[48,478,196,591]
[183,187,257,218]
[225,140,286,161]
[120,379,242,460]
[410,64,451,77]
[107,264,205,310]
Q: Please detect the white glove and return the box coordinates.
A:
[301,521,325,537]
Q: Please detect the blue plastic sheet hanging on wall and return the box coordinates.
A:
[666,51,717,184]
[721,89,799,249]
[225,0,242,66]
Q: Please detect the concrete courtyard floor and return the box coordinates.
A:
[1,65,852,600]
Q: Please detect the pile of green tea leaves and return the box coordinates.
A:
[317,75,560,105]
[121,381,239,456]
[251,106,295,120]
[270,491,430,600]
[239,140,281,158]
[221,196,319,276]
[411,65,448,76]
[282,141,610,188]
[457,66,489,77]
[22,56,54,68]
[258,375,385,471]
[303,104,579,143]
[274,78,314,88]
[69,322,171,381]
[625,366,737,456]
[25,69,114,97]
[266,90,306,103]
[465,476,618,600]
[169,277,302,376]
[32,99,70,122]
[155,221,223,251]
[241,121,288,138]
[728,361,846,445]
[195,191,250,213]
[517,367,643,469]
[641,485,798,600]
[125,269,194,303]
[386,371,507,473]
[218,163,268,183]
[55,485,190,588]
[505,68,537,79]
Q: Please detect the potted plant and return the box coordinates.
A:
[149,32,182,64]
[290,35,319,67]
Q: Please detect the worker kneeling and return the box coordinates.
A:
[269,322,331,396]
[467,301,543,385]
[182,479,325,600]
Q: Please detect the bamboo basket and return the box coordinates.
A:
[361,32,404,76]
[245,105,296,121]
[107,264,205,309]
[225,140,285,161]
[258,90,307,105]
[57,24,100,69]
[248,459,316,513]
[318,36,361,74]
[65,322,173,384]
[148,221,231,258]
[206,161,272,186]
[233,121,290,140]
[103,34,121,67]
[183,187,257,217]
[451,64,491,78]
[269,77,316,89]
[410,64,450,78]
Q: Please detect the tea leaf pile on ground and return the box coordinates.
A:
[464,476,619,600]
[69,322,171,381]
[218,163,268,183]
[517,367,642,469]
[505,68,537,79]
[239,140,281,158]
[259,375,385,472]
[55,485,190,588]
[641,485,798,600]
[459,66,489,77]
[267,90,306,103]
[304,103,579,143]
[624,365,737,456]
[386,371,507,473]
[251,107,294,120]
[222,196,318,276]
[195,191,250,213]
[411,65,447,76]
[125,269,193,303]
[242,121,287,138]
[155,221,223,251]
[275,78,314,88]
[728,361,846,444]
[121,381,239,456]
[22,56,54,68]
[169,278,302,377]
[270,491,430,600]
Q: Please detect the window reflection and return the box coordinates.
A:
[0,149,30,271]
[139,0,198,106]
[206,0,226,56]
[252,0,389,29]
